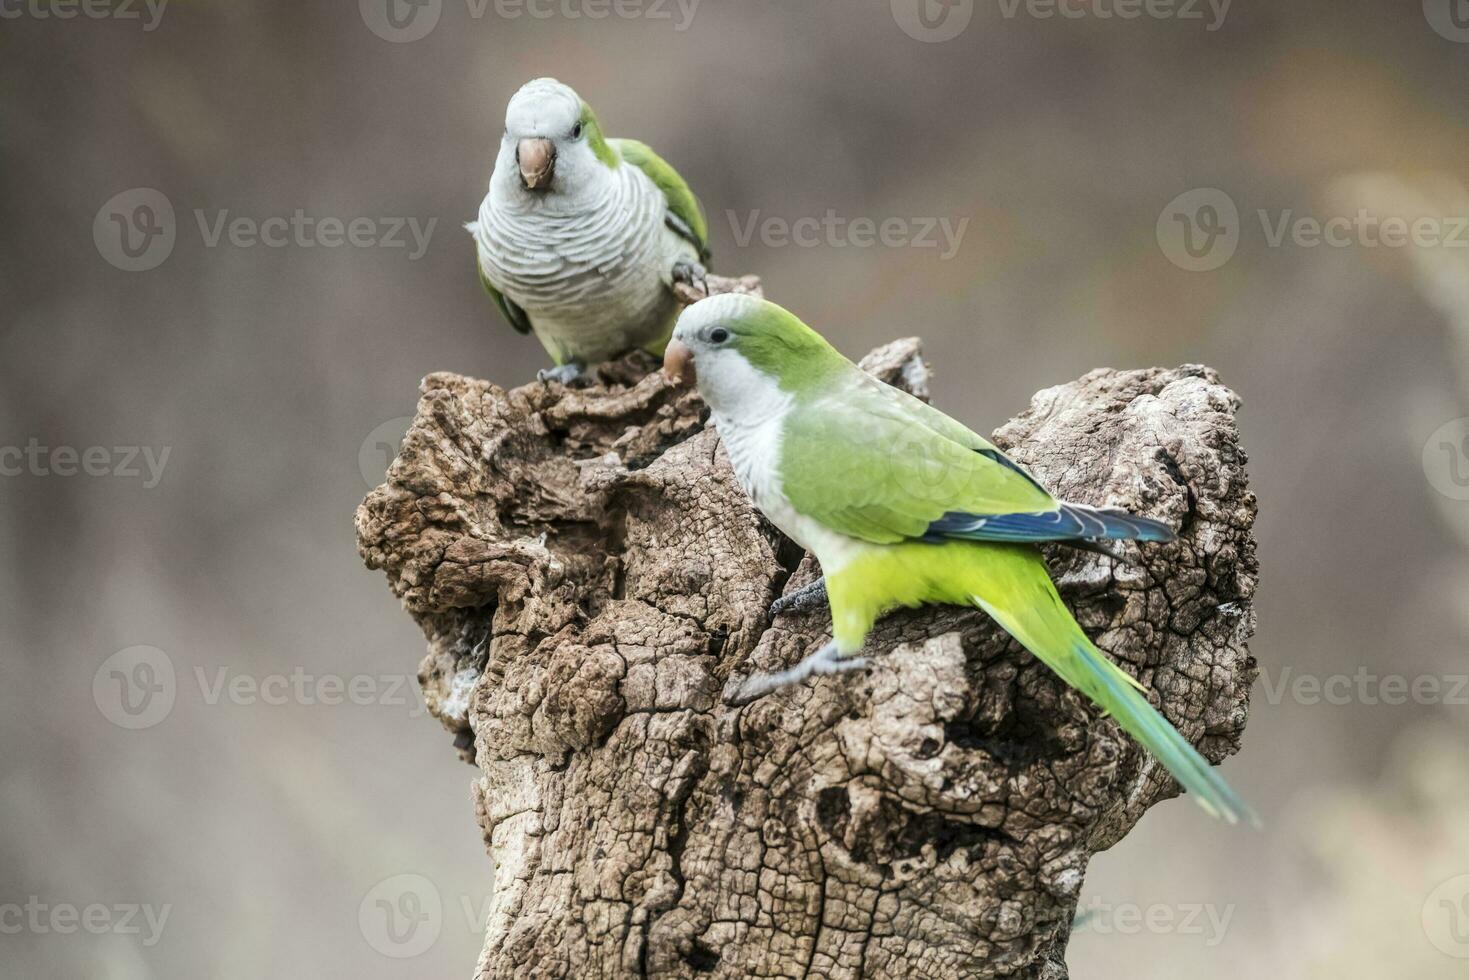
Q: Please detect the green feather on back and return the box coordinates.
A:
[609,136,710,261]
[778,380,1059,544]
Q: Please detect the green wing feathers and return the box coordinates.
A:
[477,261,532,336]
[967,547,1256,825]
[780,376,1179,546]
[611,138,710,261]
[780,382,1059,544]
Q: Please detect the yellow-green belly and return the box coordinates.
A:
[825,540,1048,653]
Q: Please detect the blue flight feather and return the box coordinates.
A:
[924,502,1176,544]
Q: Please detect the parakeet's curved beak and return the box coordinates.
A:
[662,339,695,385]
[517,137,555,190]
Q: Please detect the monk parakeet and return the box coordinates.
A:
[467,77,710,383]
[663,295,1255,825]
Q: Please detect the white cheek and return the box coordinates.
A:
[556,146,600,185]
[699,350,789,420]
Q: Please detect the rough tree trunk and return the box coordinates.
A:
[354,276,1257,979]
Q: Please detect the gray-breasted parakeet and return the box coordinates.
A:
[467,77,710,382]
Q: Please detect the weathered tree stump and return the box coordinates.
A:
[354,275,1257,979]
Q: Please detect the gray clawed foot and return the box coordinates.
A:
[671,260,709,298]
[769,576,828,618]
[725,640,869,706]
[537,362,590,385]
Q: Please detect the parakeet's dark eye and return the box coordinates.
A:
[709,327,730,344]
[571,122,583,139]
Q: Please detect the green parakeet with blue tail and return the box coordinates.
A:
[662,294,1255,825]
[467,77,710,383]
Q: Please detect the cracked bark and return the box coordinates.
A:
[354,274,1257,979]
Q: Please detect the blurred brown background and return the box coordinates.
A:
[5,0,1469,976]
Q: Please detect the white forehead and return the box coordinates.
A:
[505,78,581,133]
[676,294,765,337]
